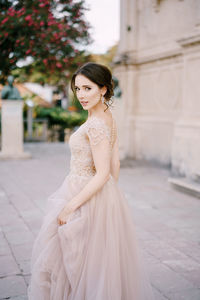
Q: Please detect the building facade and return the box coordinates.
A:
[113,0,200,187]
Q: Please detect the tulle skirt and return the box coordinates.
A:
[28,174,155,300]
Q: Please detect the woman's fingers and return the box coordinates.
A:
[57,207,71,226]
[57,217,67,226]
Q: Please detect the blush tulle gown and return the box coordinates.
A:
[28,116,155,300]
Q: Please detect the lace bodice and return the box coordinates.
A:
[68,116,116,181]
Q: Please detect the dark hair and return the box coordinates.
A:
[71,62,114,109]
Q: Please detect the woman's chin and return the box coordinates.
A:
[82,106,89,110]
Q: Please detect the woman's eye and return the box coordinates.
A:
[85,87,91,91]
[75,87,79,91]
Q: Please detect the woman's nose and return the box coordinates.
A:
[78,90,84,99]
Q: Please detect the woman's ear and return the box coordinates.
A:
[101,86,107,97]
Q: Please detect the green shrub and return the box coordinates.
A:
[34,106,87,129]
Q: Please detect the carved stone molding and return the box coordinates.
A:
[177,34,200,47]
[153,0,184,12]
[152,0,162,12]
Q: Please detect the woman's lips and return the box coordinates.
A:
[80,101,88,106]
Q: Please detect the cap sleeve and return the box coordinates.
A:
[86,117,110,146]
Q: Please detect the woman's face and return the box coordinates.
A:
[74,74,105,110]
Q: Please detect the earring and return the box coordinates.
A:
[101,95,104,104]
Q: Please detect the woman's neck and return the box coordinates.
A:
[87,102,108,118]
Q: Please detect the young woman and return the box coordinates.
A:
[28,62,155,299]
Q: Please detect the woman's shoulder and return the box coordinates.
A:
[86,111,114,131]
[83,114,115,146]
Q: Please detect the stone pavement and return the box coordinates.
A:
[0,142,200,300]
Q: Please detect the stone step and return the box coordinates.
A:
[168,176,200,198]
[194,171,200,179]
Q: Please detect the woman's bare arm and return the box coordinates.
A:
[65,134,111,213]
[110,137,120,181]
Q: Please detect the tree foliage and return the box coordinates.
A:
[90,44,118,69]
[0,0,91,84]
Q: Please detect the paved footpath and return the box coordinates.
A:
[0,143,200,300]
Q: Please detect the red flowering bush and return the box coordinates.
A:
[0,0,91,83]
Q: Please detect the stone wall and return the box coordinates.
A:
[114,0,200,180]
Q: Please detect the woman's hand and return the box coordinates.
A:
[57,205,75,226]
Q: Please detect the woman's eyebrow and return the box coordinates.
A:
[75,84,92,88]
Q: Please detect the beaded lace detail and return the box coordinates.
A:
[68,116,116,180]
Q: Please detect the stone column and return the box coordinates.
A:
[113,0,138,159]
[0,100,31,159]
[171,36,200,180]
